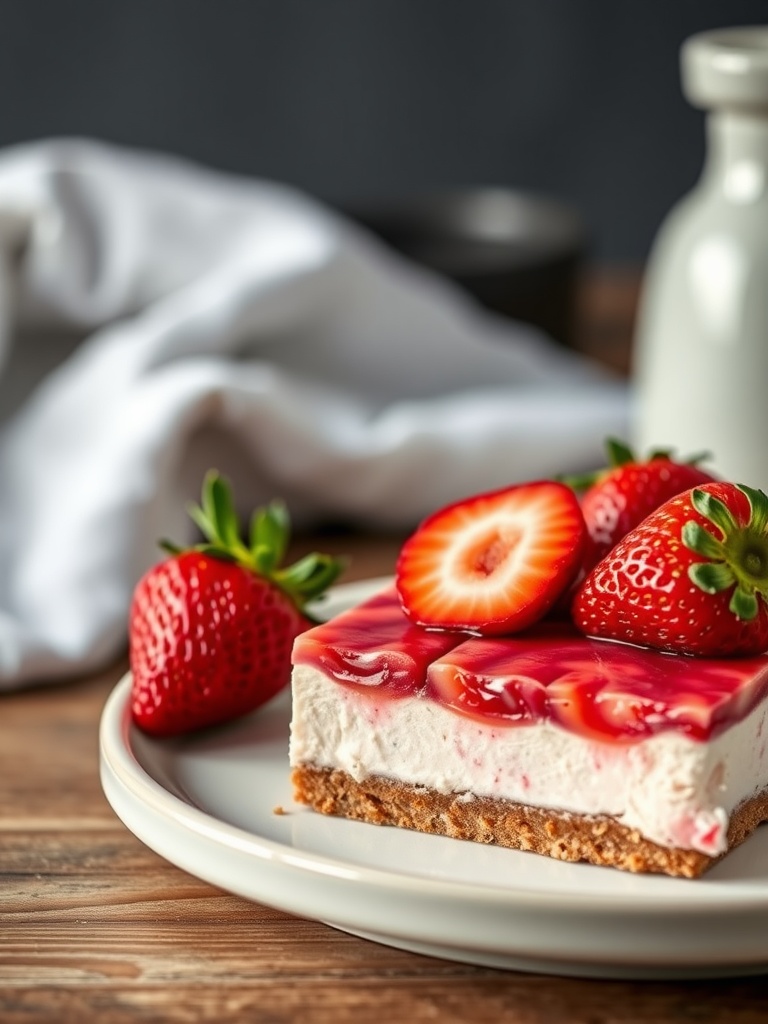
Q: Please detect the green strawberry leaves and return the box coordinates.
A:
[684,484,768,622]
[249,501,289,571]
[730,587,760,622]
[682,522,726,562]
[163,470,345,611]
[690,488,738,537]
[605,437,636,466]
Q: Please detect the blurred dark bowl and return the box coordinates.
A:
[341,188,587,348]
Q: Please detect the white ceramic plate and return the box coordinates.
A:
[100,577,768,979]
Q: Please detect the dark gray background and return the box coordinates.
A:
[1,0,765,261]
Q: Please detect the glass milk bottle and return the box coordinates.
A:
[634,27,768,490]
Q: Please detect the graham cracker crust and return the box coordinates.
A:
[291,764,768,878]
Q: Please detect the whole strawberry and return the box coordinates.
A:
[130,471,344,735]
[573,482,768,657]
[569,438,717,571]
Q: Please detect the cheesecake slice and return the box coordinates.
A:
[289,586,768,877]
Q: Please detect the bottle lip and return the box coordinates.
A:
[682,25,768,111]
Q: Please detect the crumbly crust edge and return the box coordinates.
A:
[291,764,768,878]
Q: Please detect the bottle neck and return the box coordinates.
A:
[701,109,768,202]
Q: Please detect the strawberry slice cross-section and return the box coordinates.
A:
[395,480,585,635]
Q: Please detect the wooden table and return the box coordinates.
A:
[3,272,768,1022]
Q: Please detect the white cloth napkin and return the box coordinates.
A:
[0,139,629,688]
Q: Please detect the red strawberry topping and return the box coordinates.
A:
[395,480,585,635]
[130,471,344,735]
[573,481,768,657]
[426,620,768,741]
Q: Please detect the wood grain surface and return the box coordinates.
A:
[3,272,767,1022]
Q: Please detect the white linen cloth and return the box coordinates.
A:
[0,139,629,688]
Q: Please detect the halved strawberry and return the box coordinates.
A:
[395,480,585,635]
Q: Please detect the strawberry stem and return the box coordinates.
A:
[175,470,345,611]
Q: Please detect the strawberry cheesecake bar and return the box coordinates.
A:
[290,476,768,877]
[290,585,768,877]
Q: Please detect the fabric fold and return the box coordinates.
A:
[0,139,629,687]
